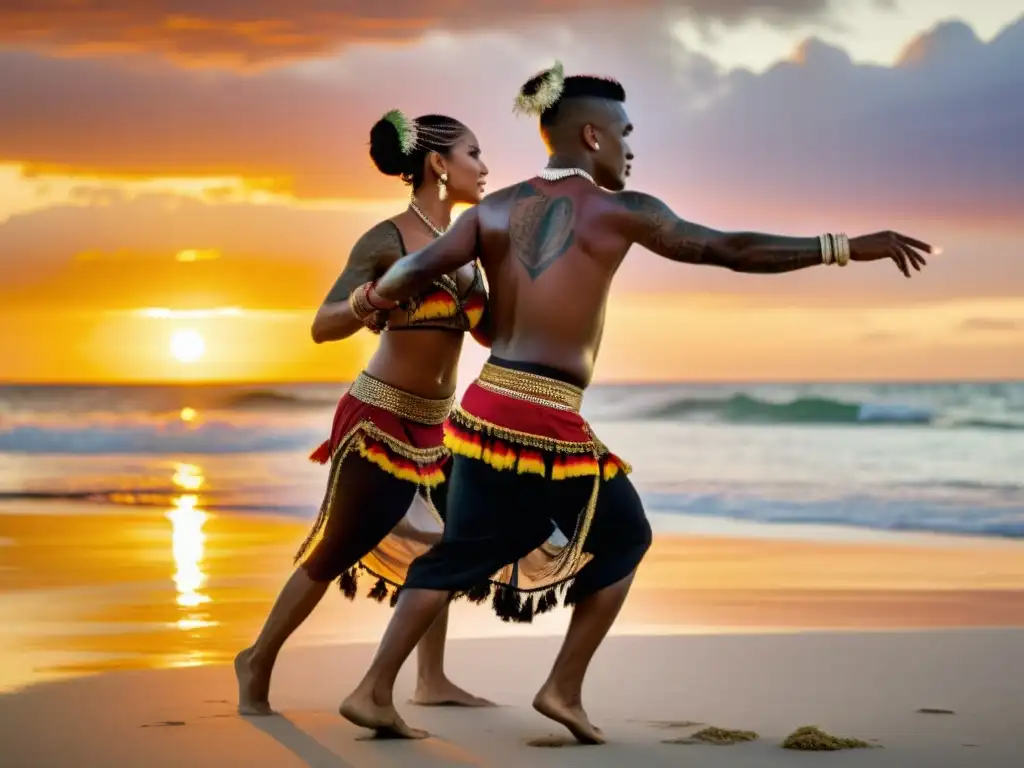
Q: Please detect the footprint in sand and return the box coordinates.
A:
[640,719,704,729]
[527,735,576,748]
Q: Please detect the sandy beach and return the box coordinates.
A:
[2,631,1021,766]
[2,503,1024,765]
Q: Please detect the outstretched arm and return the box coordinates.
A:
[616,191,930,277]
[310,221,402,343]
[371,207,480,305]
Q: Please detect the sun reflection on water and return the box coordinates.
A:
[167,464,217,650]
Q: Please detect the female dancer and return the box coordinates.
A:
[235,110,491,715]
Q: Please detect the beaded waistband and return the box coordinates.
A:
[348,373,454,425]
[476,362,584,413]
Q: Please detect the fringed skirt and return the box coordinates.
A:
[408,357,636,623]
[297,372,453,605]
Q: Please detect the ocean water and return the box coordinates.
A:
[0,381,1022,540]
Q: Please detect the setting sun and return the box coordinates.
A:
[170,330,206,364]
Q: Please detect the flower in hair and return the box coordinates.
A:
[381,109,418,155]
[513,60,565,117]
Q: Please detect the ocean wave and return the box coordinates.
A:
[643,490,1024,540]
[0,421,319,455]
[640,393,1022,429]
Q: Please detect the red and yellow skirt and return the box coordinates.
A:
[443,361,631,615]
[296,372,454,603]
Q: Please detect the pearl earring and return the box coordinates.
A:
[438,172,448,201]
[594,142,600,150]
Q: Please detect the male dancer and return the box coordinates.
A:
[338,62,933,744]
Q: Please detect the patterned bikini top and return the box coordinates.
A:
[385,220,487,333]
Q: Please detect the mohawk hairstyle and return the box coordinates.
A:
[515,62,625,126]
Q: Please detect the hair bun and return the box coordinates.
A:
[514,60,565,117]
[369,109,417,177]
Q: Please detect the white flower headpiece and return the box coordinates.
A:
[513,60,565,117]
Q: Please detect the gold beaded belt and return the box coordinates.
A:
[348,373,454,425]
[476,362,584,413]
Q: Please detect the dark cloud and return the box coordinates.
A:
[653,19,1024,226]
[2,16,1023,306]
[0,0,830,66]
[3,16,1022,211]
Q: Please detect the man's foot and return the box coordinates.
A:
[235,648,274,716]
[340,688,429,739]
[532,685,605,745]
[410,678,495,707]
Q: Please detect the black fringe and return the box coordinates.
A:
[333,562,573,625]
[465,581,492,604]
[338,567,359,600]
[487,583,570,624]
[367,577,389,603]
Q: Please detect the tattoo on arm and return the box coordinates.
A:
[373,207,480,303]
[323,221,402,304]
[509,183,576,280]
[616,191,823,274]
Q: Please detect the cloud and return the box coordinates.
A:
[3,15,1022,210]
[959,317,1024,333]
[0,1,831,66]
[2,15,1024,307]
[655,18,1024,227]
[0,194,388,309]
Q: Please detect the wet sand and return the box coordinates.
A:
[3,502,1024,692]
[1,503,1023,764]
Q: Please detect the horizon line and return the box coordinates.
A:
[1,376,1022,388]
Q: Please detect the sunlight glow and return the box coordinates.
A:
[179,406,198,423]
[170,329,205,363]
[174,248,220,262]
[167,493,209,610]
[167,464,217,639]
[143,307,242,319]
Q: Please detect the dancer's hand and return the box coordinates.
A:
[363,309,390,334]
[849,232,934,278]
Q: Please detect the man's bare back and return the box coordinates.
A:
[476,177,632,385]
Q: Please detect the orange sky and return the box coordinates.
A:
[1,3,1022,383]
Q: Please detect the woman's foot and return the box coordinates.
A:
[340,685,429,739]
[532,684,604,745]
[234,648,275,716]
[410,677,495,707]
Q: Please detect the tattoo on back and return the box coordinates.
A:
[323,220,403,303]
[508,183,576,280]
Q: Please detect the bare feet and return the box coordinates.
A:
[340,687,429,739]
[410,678,495,707]
[532,685,605,745]
[234,648,274,716]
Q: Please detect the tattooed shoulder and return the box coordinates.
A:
[612,191,719,264]
[323,220,403,303]
[508,183,576,280]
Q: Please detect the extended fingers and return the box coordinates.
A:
[890,245,911,277]
[895,233,934,253]
[901,243,926,270]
